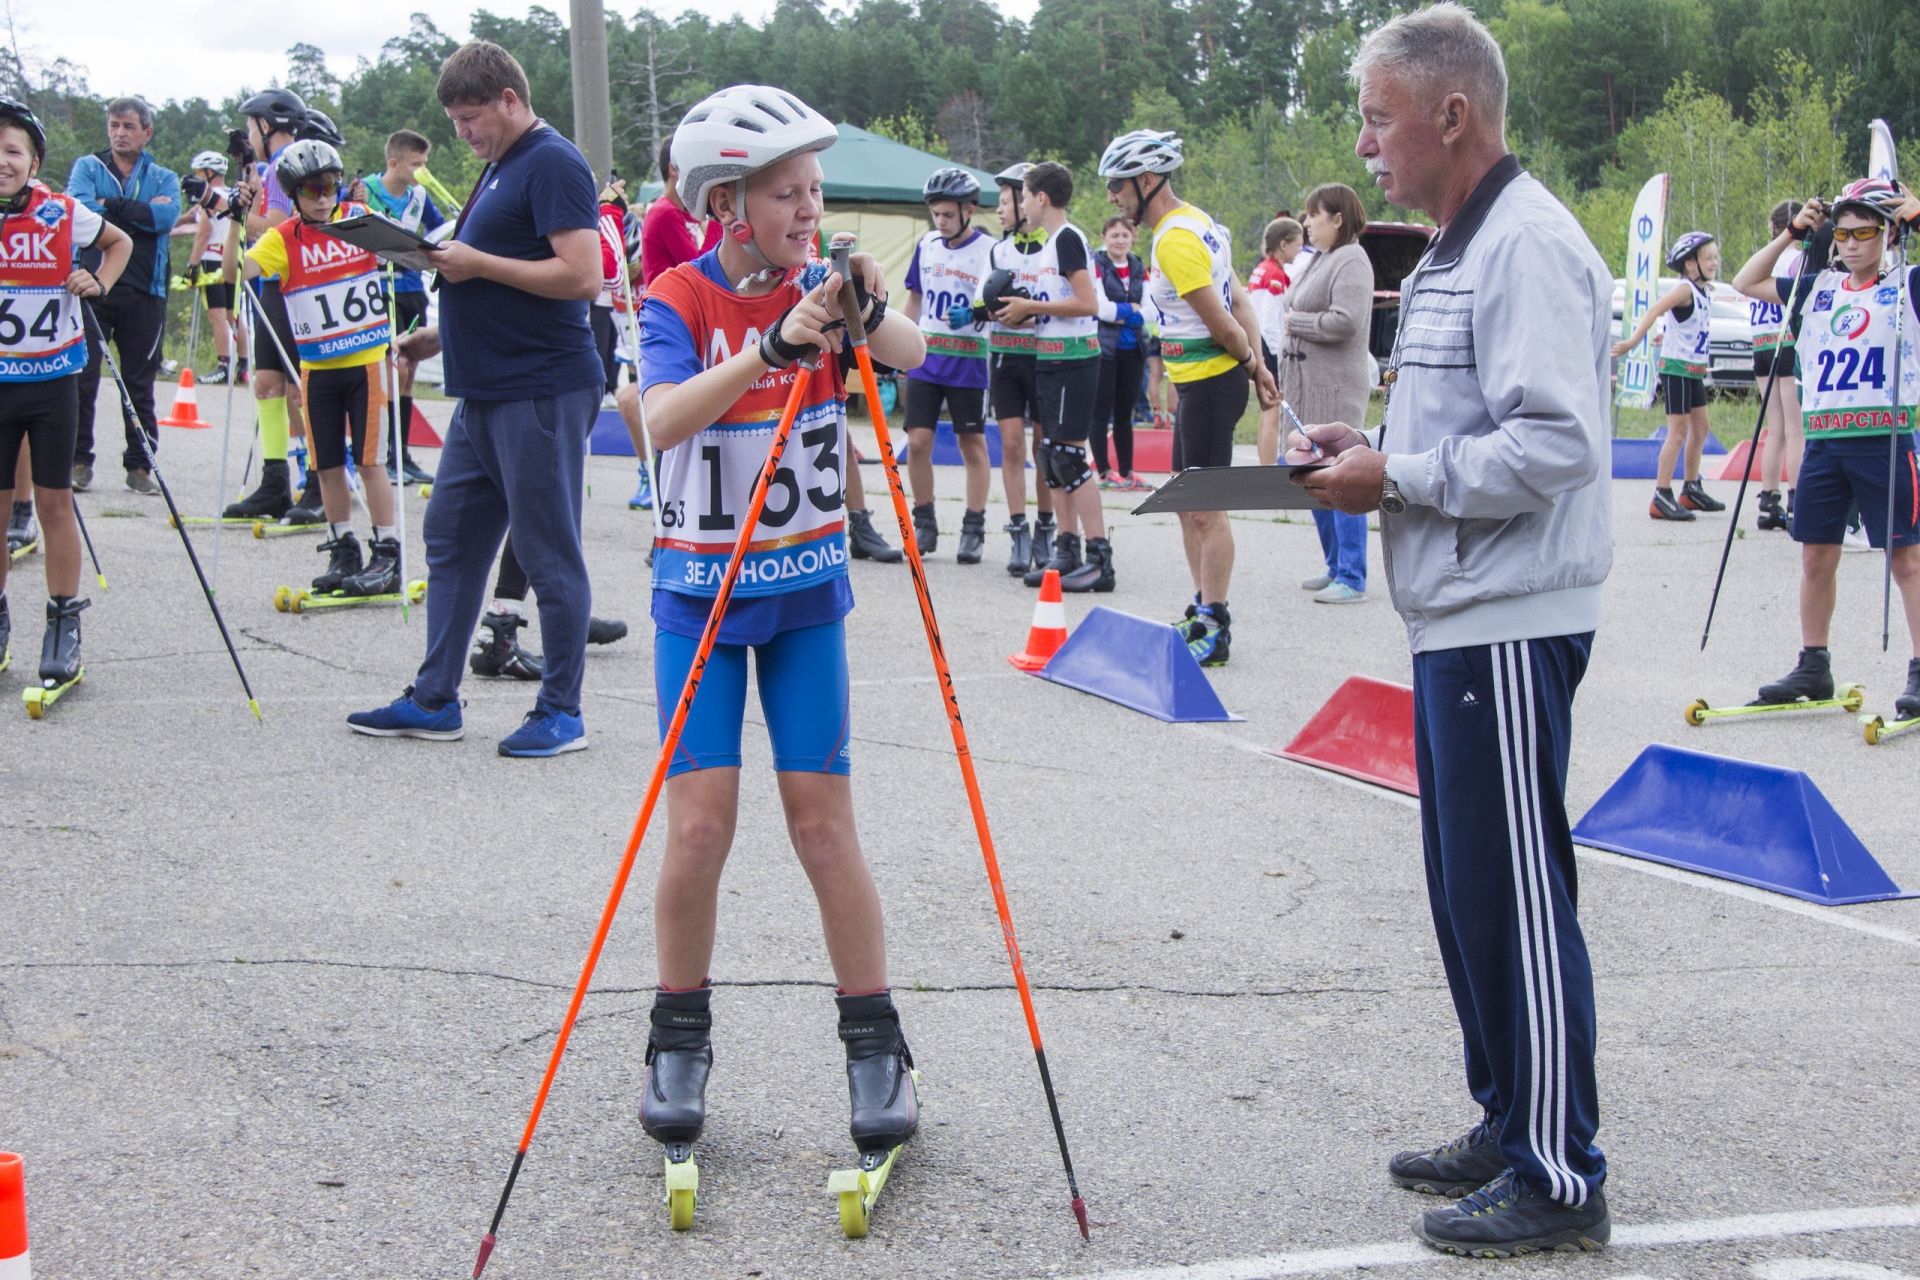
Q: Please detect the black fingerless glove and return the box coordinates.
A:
[758,304,813,370]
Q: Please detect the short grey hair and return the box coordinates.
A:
[1348,3,1507,130]
[105,97,153,129]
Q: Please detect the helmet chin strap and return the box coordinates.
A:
[725,179,785,291]
[0,170,34,215]
[1128,174,1168,227]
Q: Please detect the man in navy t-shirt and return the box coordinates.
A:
[348,40,606,757]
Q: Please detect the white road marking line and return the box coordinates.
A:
[1202,728,1920,951]
[1062,1202,1920,1280]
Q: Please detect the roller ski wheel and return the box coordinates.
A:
[1684,682,1865,725]
[828,1068,920,1239]
[1864,713,1920,746]
[24,671,81,718]
[663,1145,699,1231]
[273,585,300,613]
[418,483,433,500]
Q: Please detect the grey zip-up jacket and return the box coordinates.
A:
[1376,156,1613,654]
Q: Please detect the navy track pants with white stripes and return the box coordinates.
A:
[1412,633,1607,1206]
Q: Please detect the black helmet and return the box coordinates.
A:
[923,166,980,205]
[0,96,45,161]
[239,87,307,135]
[296,109,344,148]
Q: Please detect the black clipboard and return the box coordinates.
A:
[320,213,441,273]
[1131,463,1332,514]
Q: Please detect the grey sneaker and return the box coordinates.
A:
[125,468,160,496]
[1415,1170,1610,1257]
[1300,572,1332,591]
[71,462,93,493]
[1312,581,1366,604]
[1388,1118,1507,1197]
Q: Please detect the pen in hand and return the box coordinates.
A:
[1281,400,1322,461]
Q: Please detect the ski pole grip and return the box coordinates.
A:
[828,232,868,344]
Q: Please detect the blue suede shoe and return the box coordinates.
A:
[347,687,464,740]
[498,708,587,757]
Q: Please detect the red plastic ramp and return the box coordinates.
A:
[1268,674,1418,795]
[1717,431,1787,483]
[410,404,444,448]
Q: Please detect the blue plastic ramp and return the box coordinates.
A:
[892,417,1005,467]
[1572,744,1914,905]
[1036,606,1240,723]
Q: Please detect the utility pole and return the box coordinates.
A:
[570,0,614,180]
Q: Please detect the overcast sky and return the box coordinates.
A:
[22,0,1043,110]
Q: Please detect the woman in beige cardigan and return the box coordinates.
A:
[1278,183,1377,603]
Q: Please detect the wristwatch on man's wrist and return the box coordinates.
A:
[1380,477,1407,515]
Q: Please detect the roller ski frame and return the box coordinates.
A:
[1863,712,1920,745]
[169,514,264,529]
[826,1069,921,1239]
[24,668,81,718]
[1684,682,1864,726]
[253,517,323,539]
[273,580,426,614]
[7,535,34,562]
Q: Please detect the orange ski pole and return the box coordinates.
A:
[473,347,825,1277]
[830,233,1091,1239]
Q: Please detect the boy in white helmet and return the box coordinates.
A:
[620,84,928,1187]
[1732,180,1920,722]
[181,150,242,383]
[1101,128,1276,663]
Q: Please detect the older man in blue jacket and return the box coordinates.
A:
[67,96,180,495]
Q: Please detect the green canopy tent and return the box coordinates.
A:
[636,124,997,286]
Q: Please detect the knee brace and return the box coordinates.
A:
[1041,438,1092,492]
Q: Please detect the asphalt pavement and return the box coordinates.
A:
[3,399,1917,1279]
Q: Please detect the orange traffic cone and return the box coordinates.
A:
[0,1152,27,1280]
[1008,569,1069,671]
[159,368,208,428]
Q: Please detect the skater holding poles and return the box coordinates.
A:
[630,84,926,1223]
[0,98,130,700]
[1292,3,1614,1254]
[1729,180,1920,730]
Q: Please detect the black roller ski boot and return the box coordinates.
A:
[225,459,293,520]
[470,611,543,680]
[1060,535,1114,592]
[1004,516,1033,576]
[1896,657,1920,722]
[341,536,401,598]
[1756,490,1789,532]
[311,531,363,594]
[640,987,712,1231]
[7,501,36,558]
[829,991,919,1237]
[1649,487,1695,521]
[282,467,324,527]
[956,509,985,564]
[1755,647,1833,705]
[25,596,87,718]
[1680,478,1725,513]
[1029,515,1057,574]
[911,502,938,554]
[847,509,904,563]
[1023,529,1080,588]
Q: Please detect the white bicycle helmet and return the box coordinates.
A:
[190,150,229,175]
[672,85,838,221]
[1098,129,1183,178]
[275,139,344,189]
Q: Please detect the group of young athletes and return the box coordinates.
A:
[1614,182,1920,718]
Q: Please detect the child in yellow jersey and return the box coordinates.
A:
[245,140,401,596]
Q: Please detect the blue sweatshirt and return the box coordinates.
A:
[66,150,181,299]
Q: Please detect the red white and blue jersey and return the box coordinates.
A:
[0,184,104,383]
[278,203,389,366]
[640,252,851,617]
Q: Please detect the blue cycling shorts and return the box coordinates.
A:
[654,619,852,778]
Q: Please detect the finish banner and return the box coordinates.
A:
[1615,172,1668,412]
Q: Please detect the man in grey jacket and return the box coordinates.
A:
[1291,2,1613,1257]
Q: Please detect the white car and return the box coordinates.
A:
[1611,277,1755,390]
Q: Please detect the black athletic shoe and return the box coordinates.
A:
[470,611,542,680]
[911,502,938,554]
[1756,490,1789,531]
[1755,646,1834,705]
[587,616,628,645]
[1679,478,1725,512]
[311,531,363,594]
[1029,518,1056,572]
[283,470,325,526]
[1003,518,1032,576]
[1023,531,1081,588]
[1389,1117,1507,1197]
[1059,535,1114,592]
[1648,487,1694,521]
[1895,656,1920,721]
[224,459,293,520]
[341,536,400,597]
[1415,1170,1609,1257]
[956,509,985,564]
